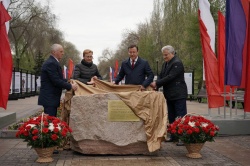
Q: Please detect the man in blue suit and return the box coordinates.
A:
[38,44,78,117]
[115,45,154,91]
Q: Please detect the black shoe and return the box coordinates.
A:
[53,150,59,154]
[165,138,174,142]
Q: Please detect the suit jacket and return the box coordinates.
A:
[115,57,154,88]
[38,55,72,107]
[156,56,187,101]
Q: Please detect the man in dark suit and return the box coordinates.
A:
[151,45,187,144]
[114,45,154,91]
[38,44,78,117]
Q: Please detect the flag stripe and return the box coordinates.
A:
[199,0,216,51]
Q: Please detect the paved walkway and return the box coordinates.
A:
[0,96,250,166]
[0,96,42,121]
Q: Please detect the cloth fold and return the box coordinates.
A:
[62,79,167,152]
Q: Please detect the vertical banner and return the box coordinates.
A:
[225,0,246,86]
[27,74,31,92]
[22,74,26,93]
[114,60,119,78]
[68,58,74,79]
[63,65,67,79]
[109,67,113,83]
[184,72,193,95]
[36,76,41,92]
[217,11,226,92]
[14,72,20,93]
[198,3,224,108]
[0,1,12,109]
[32,75,35,92]
[9,71,13,94]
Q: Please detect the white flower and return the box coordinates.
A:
[32,117,38,120]
[48,123,62,132]
[48,123,55,131]
[27,124,36,128]
[201,123,208,127]
[188,121,195,127]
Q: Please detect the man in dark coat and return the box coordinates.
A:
[38,44,78,117]
[115,44,154,91]
[151,45,187,143]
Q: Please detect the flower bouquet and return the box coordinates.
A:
[167,113,219,158]
[16,113,72,162]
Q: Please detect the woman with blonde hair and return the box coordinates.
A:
[73,49,102,85]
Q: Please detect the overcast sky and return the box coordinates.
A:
[50,0,154,64]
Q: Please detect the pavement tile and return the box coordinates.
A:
[1,96,250,165]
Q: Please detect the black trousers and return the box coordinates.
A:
[43,106,57,117]
[167,98,187,124]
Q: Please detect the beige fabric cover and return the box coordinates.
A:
[62,79,167,152]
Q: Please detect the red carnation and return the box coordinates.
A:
[187,129,193,135]
[53,128,59,133]
[32,129,39,135]
[194,128,200,133]
[61,131,67,137]
[210,131,215,136]
[32,136,38,140]
[42,128,49,133]
[51,134,58,141]
[178,129,183,134]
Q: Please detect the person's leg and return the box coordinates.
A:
[241,102,244,109]
[232,101,235,108]
[43,106,57,117]
[174,98,187,118]
[167,100,176,124]
[166,100,176,142]
[174,98,187,146]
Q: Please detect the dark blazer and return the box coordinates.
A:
[115,57,154,88]
[156,56,187,101]
[38,55,72,107]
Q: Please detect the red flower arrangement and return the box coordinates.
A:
[16,113,72,148]
[167,114,219,144]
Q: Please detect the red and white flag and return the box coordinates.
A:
[67,58,74,79]
[198,0,224,108]
[63,65,67,79]
[0,0,12,109]
[109,67,113,83]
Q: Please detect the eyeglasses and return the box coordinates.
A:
[85,56,93,58]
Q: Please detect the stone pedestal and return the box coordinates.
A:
[70,93,149,154]
[0,112,16,129]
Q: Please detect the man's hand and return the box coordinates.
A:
[150,82,157,90]
[139,85,146,91]
[71,83,78,91]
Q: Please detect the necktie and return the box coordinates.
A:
[131,60,135,69]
